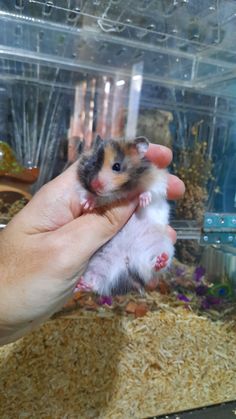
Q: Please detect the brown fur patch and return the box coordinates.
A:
[112,172,129,188]
[103,145,115,170]
[99,144,129,191]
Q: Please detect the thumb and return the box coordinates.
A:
[51,198,138,278]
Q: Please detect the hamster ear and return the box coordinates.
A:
[134,136,149,156]
[95,134,103,142]
[92,134,103,148]
[76,138,86,155]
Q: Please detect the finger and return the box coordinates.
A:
[167,174,185,200]
[167,225,177,244]
[145,144,173,168]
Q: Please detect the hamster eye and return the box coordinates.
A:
[112,162,121,172]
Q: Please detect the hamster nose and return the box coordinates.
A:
[91,178,104,192]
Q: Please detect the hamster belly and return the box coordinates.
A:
[78,232,131,296]
[77,196,174,296]
[123,213,174,287]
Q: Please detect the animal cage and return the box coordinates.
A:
[0,1,236,418]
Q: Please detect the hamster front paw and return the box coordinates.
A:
[80,197,96,211]
[139,191,152,208]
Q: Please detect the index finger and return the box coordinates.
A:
[145,143,173,169]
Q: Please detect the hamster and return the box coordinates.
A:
[75,135,174,296]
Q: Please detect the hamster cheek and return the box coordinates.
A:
[111,172,129,191]
[97,170,126,194]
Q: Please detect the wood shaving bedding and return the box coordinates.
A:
[0,302,235,419]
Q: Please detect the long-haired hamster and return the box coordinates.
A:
[75,135,174,296]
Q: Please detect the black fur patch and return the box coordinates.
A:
[110,140,125,163]
[130,269,145,287]
[78,142,105,193]
[92,134,103,149]
[76,139,86,156]
[110,272,135,295]
[110,269,145,295]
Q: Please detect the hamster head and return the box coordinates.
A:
[78,136,153,198]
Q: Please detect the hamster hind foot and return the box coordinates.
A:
[154,252,169,271]
[74,277,93,292]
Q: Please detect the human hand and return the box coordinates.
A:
[0,144,184,344]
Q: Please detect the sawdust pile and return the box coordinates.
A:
[0,304,236,418]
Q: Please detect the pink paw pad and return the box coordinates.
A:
[74,277,93,293]
[139,191,152,208]
[81,197,95,211]
[154,252,169,271]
